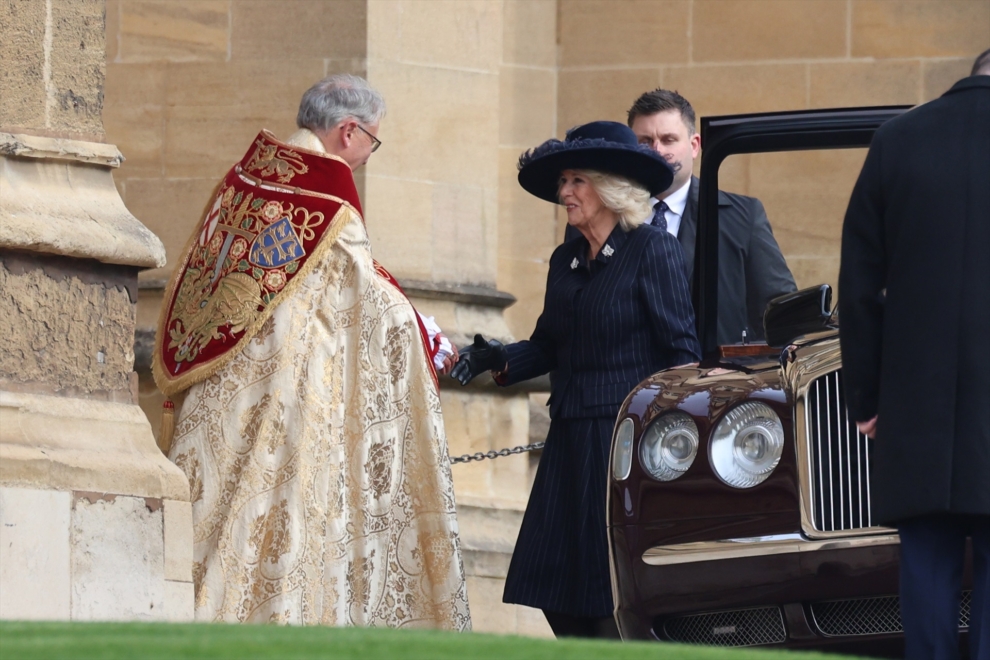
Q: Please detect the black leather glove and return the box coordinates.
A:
[450,334,508,385]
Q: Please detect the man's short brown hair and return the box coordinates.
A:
[627,89,697,134]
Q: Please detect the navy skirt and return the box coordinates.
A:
[502,416,614,618]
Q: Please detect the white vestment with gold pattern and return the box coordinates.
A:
[168,130,471,629]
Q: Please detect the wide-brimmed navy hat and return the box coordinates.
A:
[517,121,674,204]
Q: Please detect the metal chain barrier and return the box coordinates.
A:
[449,441,545,465]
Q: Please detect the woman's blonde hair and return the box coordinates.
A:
[564,170,652,231]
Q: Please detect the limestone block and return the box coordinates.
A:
[557,68,661,137]
[119,0,229,63]
[693,0,846,62]
[0,0,47,131]
[717,154,752,198]
[163,106,298,180]
[924,59,974,102]
[165,59,326,113]
[230,0,366,61]
[498,148,557,261]
[810,61,921,109]
[558,0,690,67]
[499,258,550,342]
[503,0,557,68]
[490,397,534,505]
[517,604,554,638]
[47,0,106,138]
[364,175,434,281]
[664,64,806,117]
[0,253,136,398]
[364,60,499,188]
[0,487,71,620]
[787,256,840,295]
[367,0,403,61]
[70,493,165,620]
[852,0,990,59]
[457,505,525,554]
[499,66,556,148]
[104,63,167,177]
[0,134,166,269]
[747,149,866,260]
[397,0,502,73]
[0,391,190,501]
[163,499,193,582]
[430,183,498,286]
[122,177,227,282]
[107,0,120,62]
[466,575,517,634]
[164,580,195,622]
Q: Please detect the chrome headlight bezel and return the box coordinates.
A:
[611,417,635,481]
[639,412,699,482]
[709,400,785,489]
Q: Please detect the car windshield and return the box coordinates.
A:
[719,148,869,306]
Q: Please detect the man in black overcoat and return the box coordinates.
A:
[839,50,990,660]
[634,90,799,346]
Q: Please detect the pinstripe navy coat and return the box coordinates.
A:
[500,222,700,617]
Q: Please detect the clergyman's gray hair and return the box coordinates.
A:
[296,74,386,133]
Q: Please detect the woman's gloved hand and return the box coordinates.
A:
[450,334,508,385]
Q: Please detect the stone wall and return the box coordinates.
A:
[1,0,192,622]
[556,0,988,297]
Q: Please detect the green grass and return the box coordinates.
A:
[0,622,873,660]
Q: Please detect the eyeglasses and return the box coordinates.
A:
[355,124,382,153]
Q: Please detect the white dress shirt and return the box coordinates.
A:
[647,178,692,238]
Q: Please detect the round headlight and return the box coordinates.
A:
[639,412,699,482]
[710,401,784,488]
[611,417,635,481]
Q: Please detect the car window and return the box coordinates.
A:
[719,148,869,305]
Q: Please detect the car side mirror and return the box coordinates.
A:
[763,284,834,347]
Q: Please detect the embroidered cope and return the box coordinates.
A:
[156,129,470,629]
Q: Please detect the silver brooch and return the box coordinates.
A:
[570,257,579,270]
[602,244,614,257]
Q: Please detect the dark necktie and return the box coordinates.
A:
[652,201,669,232]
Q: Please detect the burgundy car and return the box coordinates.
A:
[607,107,974,656]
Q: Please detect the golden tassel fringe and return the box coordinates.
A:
[157,398,175,455]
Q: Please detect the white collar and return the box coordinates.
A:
[658,178,691,217]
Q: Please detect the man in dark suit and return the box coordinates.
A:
[839,50,990,660]
[626,89,796,345]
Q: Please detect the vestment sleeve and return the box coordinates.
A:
[744,199,797,336]
[838,136,887,422]
[641,231,702,365]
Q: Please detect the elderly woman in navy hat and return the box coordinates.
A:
[452,121,701,638]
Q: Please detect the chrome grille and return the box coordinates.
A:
[662,607,786,647]
[805,370,875,532]
[811,590,972,636]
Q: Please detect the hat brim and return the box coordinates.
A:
[517,144,674,204]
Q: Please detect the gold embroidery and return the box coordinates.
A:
[169,272,262,364]
[365,441,394,500]
[174,449,203,503]
[249,499,293,566]
[244,138,309,183]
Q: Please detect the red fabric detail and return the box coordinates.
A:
[156,132,359,388]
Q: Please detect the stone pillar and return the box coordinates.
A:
[0,0,193,621]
